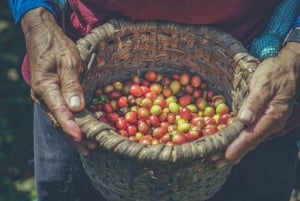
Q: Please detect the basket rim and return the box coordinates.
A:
[72,18,259,162]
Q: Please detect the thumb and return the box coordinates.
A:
[60,59,85,112]
[238,75,272,125]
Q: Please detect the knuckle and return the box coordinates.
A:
[60,57,82,76]
[31,78,48,95]
[62,80,82,94]
[52,104,68,117]
[33,79,58,96]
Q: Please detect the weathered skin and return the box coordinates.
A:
[21,7,96,156]
[21,8,300,162]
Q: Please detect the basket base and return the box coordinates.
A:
[81,147,232,201]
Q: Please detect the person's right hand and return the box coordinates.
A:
[21,8,96,155]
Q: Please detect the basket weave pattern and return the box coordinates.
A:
[74,19,258,201]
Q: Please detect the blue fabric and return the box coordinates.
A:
[53,0,67,10]
[249,0,300,59]
[293,15,300,28]
[34,102,300,201]
[6,0,57,23]
[33,104,105,201]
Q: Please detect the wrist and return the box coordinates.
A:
[21,7,57,35]
[282,27,300,56]
[281,34,300,87]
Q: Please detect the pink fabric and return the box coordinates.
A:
[22,53,30,85]
[24,0,282,84]
[21,0,300,138]
[67,0,280,44]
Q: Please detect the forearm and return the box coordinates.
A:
[6,0,56,23]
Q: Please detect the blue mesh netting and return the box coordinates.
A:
[53,0,300,59]
[249,0,300,59]
[53,0,68,9]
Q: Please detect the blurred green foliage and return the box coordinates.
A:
[0,1,299,201]
[0,0,36,200]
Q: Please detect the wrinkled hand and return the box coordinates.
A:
[211,41,300,168]
[21,8,96,155]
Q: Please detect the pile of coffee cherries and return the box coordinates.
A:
[87,71,234,145]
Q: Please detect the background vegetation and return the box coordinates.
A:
[0,1,36,200]
[0,1,299,201]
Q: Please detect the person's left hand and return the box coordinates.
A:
[210,41,300,168]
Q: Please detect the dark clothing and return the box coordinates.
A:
[21,0,281,83]
[19,0,300,137]
[210,128,299,201]
[67,0,281,45]
[34,104,105,201]
[34,103,299,201]
[8,0,299,200]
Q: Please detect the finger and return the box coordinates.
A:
[209,152,225,162]
[225,127,255,164]
[208,152,230,168]
[70,141,90,156]
[63,135,90,156]
[38,79,83,141]
[238,73,273,125]
[81,139,97,149]
[226,103,288,163]
[214,159,230,169]
[59,54,85,112]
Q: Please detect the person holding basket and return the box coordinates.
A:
[6,0,300,200]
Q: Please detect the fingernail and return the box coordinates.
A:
[215,161,228,169]
[233,159,241,165]
[74,137,81,142]
[81,150,89,156]
[88,142,97,149]
[239,108,254,124]
[69,96,81,107]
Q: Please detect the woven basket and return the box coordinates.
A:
[72,19,258,201]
